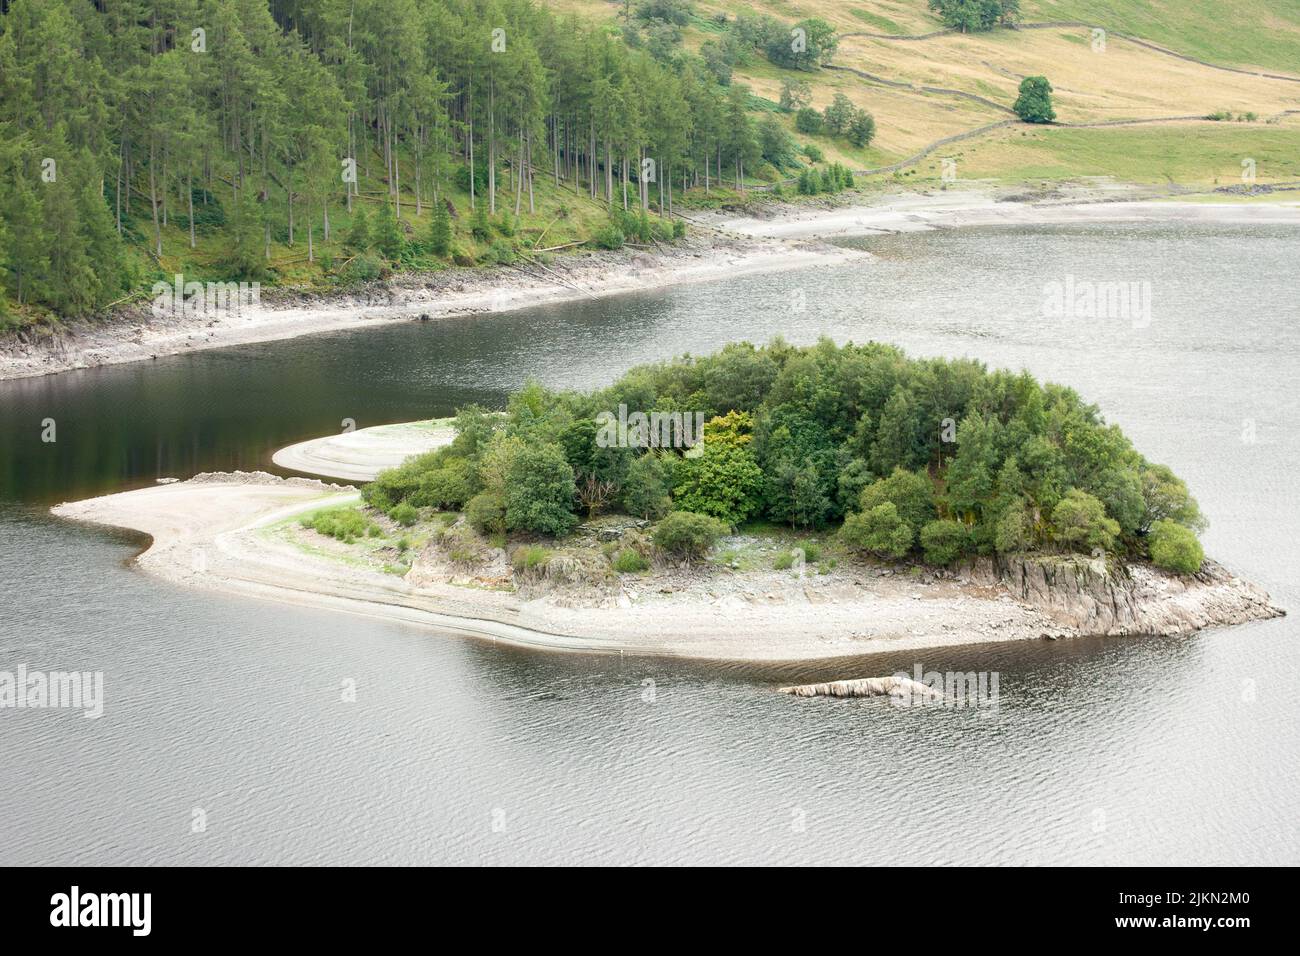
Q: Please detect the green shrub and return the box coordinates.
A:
[841,502,913,559]
[411,458,479,510]
[485,238,516,264]
[511,544,552,576]
[796,541,821,563]
[504,441,578,536]
[612,548,650,573]
[300,506,375,544]
[994,499,1034,553]
[652,511,729,562]
[1052,489,1119,553]
[919,519,969,566]
[340,252,383,284]
[591,224,625,250]
[858,468,935,544]
[795,107,823,134]
[773,551,795,570]
[1149,519,1204,574]
[673,442,764,527]
[389,502,419,527]
[365,449,450,509]
[465,491,507,535]
[621,453,671,520]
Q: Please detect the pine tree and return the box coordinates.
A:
[226,188,268,280]
[470,201,491,243]
[429,201,452,257]
[346,206,371,251]
[1,172,48,307]
[0,0,806,324]
[373,199,403,261]
[0,210,10,325]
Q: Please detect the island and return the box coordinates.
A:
[52,339,1283,661]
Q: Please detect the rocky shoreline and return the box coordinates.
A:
[8,186,1300,383]
[965,553,1284,639]
[0,232,854,381]
[49,472,1285,662]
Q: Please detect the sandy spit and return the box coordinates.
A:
[52,472,1077,663]
[272,419,457,482]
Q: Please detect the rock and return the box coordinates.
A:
[778,675,946,701]
[966,553,1284,637]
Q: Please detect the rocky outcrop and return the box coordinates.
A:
[965,554,1284,637]
[187,469,356,492]
[778,676,945,700]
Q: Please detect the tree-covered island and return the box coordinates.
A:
[348,339,1206,577]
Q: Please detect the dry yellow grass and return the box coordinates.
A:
[735,60,1004,160]
[557,0,1300,183]
[694,0,935,35]
[838,28,1300,124]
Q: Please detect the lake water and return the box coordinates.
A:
[2,222,1297,864]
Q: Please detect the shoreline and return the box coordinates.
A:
[703,188,1300,240]
[50,473,1284,664]
[0,235,857,383]
[6,185,1300,383]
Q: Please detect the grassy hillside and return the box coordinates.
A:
[581,0,1300,186]
[907,121,1300,184]
[836,27,1300,124]
[1026,0,1300,73]
[152,1,1300,301]
[6,1,1297,333]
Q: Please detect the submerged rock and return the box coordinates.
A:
[778,675,944,700]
